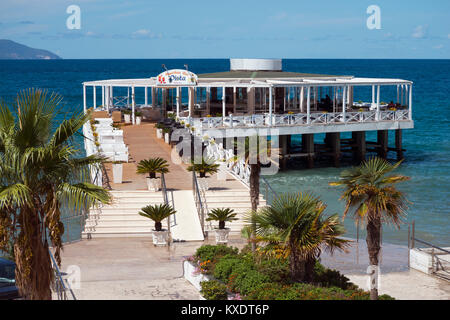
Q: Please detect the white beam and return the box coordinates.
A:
[176,87,180,117]
[269,86,273,125]
[145,86,148,105]
[93,86,96,109]
[306,86,311,124]
[342,86,346,121]
[83,84,87,113]
[131,86,136,125]
[300,86,304,112]
[376,85,380,120]
[409,84,413,120]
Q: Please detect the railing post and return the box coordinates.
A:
[411,220,415,249]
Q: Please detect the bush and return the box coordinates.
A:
[200,280,228,300]
[213,255,242,283]
[256,257,290,284]
[313,261,357,290]
[194,245,239,263]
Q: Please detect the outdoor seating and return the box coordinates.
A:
[112,111,122,124]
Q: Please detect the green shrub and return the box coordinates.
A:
[256,257,290,284]
[194,245,239,263]
[213,255,242,283]
[200,280,228,300]
[313,261,357,290]
[244,282,395,300]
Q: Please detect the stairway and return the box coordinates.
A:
[203,189,267,234]
[82,190,165,238]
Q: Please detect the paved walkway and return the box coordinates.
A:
[104,121,246,192]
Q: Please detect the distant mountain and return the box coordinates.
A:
[0,39,61,60]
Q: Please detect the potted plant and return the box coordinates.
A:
[163,127,171,144]
[112,160,125,184]
[187,157,220,191]
[206,208,238,244]
[155,123,164,139]
[123,109,132,123]
[138,204,176,246]
[136,157,169,192]
[135,111,143,125]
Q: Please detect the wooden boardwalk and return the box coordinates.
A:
[104,121,247,192]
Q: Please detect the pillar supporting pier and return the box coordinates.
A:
[395,129,404,160]
[302,134,314,169]
[377,130,388,159]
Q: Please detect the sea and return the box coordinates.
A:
[0,59,448,247]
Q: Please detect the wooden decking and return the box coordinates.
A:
[103,121,247,192]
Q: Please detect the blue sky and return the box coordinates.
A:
[0,0,449,59]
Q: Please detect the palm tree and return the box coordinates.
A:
[330,157,409,300]
[138,203,176,231]
[186,156,219,178]
[206,208,238,229]
[0,88,111,300]
[234,136,270,251]
[136,157,169,179]
[249,192,348,283]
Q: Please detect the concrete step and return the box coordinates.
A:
[85,219,154,227]
[82,231,153,239]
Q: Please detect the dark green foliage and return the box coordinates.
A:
[194,244,239,263]
[313,261,357,290]
[200,280,228,300]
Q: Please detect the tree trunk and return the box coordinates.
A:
[14,209,53,300]
[155,221,162,231]
[149,172,156,179]
[366,214,381,300]
[219,221,225,230]
[289,244,306,282]
[249,163,260,252]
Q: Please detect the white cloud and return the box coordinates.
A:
[412,25,427,39]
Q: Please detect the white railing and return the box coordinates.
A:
[179,109,410,131]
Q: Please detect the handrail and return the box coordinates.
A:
[49,249,76,300]
[260,176,277,205]
[192,170,206,236]
[413,238,450,255]
[161,173,176,229]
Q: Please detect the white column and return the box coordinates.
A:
[342,86,346,121]
[376,85,380,120]
[176,87,180,117]
[306,86,311,124]
[269,86,273,125]
[145,86,148,105]
[101,86,105,107]
[222,86,226,122]
[131,86,136,125]
[400,85,404,105]
[83,84,87,113]
[110,86,114,108]
[93,86,96,109]
[371,85,374,104]
[405,85,409,107]
[188,88,192,118]
[300,86,304,112]
[396,85,399,104]
[409,84,413,120]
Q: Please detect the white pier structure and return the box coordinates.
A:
[83,59,413,171]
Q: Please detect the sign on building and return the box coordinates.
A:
[157,69,198,86]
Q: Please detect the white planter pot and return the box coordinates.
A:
[112,163,123,184]
[156,128,163,139]
[183,261,212,291]
[217,163,228,181]
[146,177,161,192]
[152,230,169,246]
[214,228,230,244]
[164,132,170,144]
[197,177,209,191]
[136,116,142,125]
[124,114,131,124]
